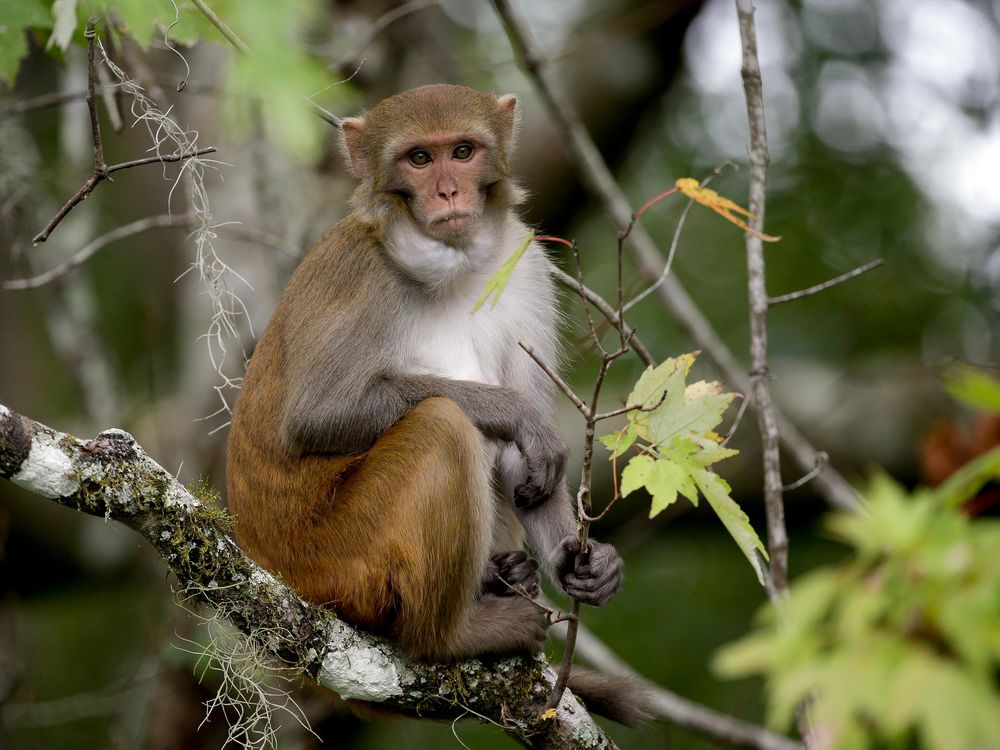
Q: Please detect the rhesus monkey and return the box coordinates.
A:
[227,85,630,700]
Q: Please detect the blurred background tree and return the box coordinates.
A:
[0,0,997,748]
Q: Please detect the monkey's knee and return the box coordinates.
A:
[390,397,490,488]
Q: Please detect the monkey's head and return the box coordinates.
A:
[340,85,522,246]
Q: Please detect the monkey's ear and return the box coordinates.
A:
[495,94,519,155]
[339,117,369,178]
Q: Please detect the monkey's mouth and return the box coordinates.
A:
[430,212,475,229]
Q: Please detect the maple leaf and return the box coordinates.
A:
[472,231,535,313]
[675,177,781,242]
[602,353,766,583]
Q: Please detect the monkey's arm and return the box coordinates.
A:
[282,371,568,503]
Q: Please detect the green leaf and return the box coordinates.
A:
[648,379,737,447]
[0,0,52,84]
[934,446,1000,510]
[944,363,1000,413]
[626,353,695,411]
[46,0,78,52]
[612,353,755,572]
[693,469,768,585]
[472,231,534,312]
[597,422,637,456]
[619,454,654,499]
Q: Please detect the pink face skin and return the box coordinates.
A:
[395,135,490,243]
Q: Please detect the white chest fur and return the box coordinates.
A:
[387,219,557,387]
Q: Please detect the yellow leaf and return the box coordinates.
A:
[539,708,558,721]
[472,231,535,313]
[675,178,781,242]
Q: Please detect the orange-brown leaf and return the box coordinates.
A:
[675,177,781,242]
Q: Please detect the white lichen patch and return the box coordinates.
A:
[0,404,10,419]
[319,644,404,702]
[11,432,79,499]
[141,452,196,508]
[559,690,605,747]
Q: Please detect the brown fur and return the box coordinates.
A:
[227,86,643,724]
[227,87,548,661]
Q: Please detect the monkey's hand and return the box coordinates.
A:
[551,537,624,607]
[482,551,541,598]
[513,419,568,508]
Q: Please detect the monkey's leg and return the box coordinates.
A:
[302,398,477,655]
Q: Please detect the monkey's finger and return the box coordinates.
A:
[514,482,545,508]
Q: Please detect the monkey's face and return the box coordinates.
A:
[339,86,520,248]
[391,135,496,244]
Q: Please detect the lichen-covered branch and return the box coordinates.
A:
[0,402,615,750]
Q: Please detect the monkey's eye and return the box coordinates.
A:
[452,143,474,160]
[408,150,432,167]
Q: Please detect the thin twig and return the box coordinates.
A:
[0,90,88,118]
[518,342,591,419]
[85,22,107,175]
[32,147,216,244]
[768,259,885,306]
[106,147,217,174]
[541,201,635,713]
[332,0,443,71]
[722,393,752,446]
[492,0,859,512]
[549,268,655,367]
[623,167,730,314]
[7,215,294,292]
[571,240,607,357]
[496,576,575,625]
[736,0,788,596]
[783,452,828,493]
[10,215,179,290]
[189,0,249,53]
[593,386,668,422]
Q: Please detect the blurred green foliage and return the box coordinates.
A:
[1,0,999,748]
[2,0,352,161]
[715,458,1000,750]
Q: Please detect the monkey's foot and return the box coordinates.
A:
[481,550,540,599]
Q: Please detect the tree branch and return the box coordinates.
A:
[735,0,787,593]
[491,0,858,512]
[0,403,615,749]
[768,259,885,307]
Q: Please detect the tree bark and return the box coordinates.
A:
[0,402,615,750]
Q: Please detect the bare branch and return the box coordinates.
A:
[31,147,216,245]
[736,0,788,594]
[492,0,858,513]
[549,268,655,367]
[0,90,87,118]
[105,147,218,174]
[768,260,885,307]
[333,0,443,71]
[190,0,249,53]
[85,22,108,174]
[783,452,829,493]
[0,403,615,749]
[8,215,179,290]
[518,341,592,419]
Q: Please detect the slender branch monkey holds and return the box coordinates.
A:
[228,85,637,719]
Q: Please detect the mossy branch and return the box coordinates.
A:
[0,402,615,750]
